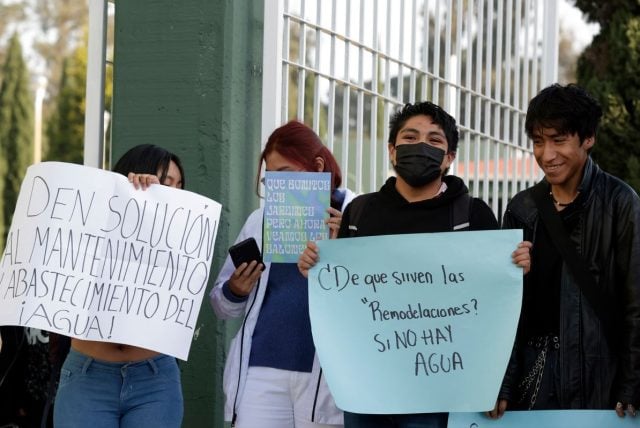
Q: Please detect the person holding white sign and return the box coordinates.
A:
[210,121,355,428]
[298,102,531,428]
[53,144,186,428]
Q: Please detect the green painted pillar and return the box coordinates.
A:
[111,1,264,426]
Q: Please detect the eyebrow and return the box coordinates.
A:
[399,127,420,135]
[399,127,445,139]
[532,131,565,139]
[265,166,294,172]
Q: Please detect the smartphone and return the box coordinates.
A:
[228,237,262,268]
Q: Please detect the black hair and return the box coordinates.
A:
[388,101,459,153]
[525,83,603,143]
[112,144,185,189]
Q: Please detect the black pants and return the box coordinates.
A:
[515,335,561,410]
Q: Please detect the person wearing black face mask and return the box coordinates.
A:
[393,142,445,187]
[332,101,502,240]
[298,101,532,428]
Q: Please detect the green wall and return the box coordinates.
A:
[111,1,264,426]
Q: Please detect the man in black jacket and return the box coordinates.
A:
[490,84,640,419]
[299,101,531,428]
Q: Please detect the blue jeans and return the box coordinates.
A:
[53,348,183,428]
[344,412,448,428]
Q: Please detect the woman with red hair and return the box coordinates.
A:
[210,121,353,428]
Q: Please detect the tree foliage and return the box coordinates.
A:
[574,0,640,26]
[0,34,34,248]
[558,26,579,84]
[30,0,88,100]
[45,42,87,164]
[0,3,26,67]
[575,0,640,193]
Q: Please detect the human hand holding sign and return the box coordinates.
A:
[487,398,509,419]
[511,241,532,275]
[615,401,637,418]
[488,398,637,420]
[326,207,342,239]
[298,241,319,278]
[297,206,341,278]
[128,172,160,190]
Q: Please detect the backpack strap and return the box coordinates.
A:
[451,193,472,231]
[344,195,371,237]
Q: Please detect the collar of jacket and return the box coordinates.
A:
[576,156,599,203]
[545,156,599,209]
[507,156,599,228]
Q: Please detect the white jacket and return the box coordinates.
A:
[210,189,355,424]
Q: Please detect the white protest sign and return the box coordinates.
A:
[0,162,221,360]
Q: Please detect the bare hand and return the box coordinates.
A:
[325,207,342,239]
[128,172,160,190]
[616,401,637,418]
[298,241,319,278]
[512,240,533,275]
[228,260,263,297]
[486,399,508,419]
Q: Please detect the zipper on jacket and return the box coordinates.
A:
[232,224,266,427]
[311,367,323,422]
[230,277,261,427]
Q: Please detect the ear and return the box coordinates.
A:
[314,156,325,172]
[388,144,396,165]
[583,136,595,150]
[443,151,456,169]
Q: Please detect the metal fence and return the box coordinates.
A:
[261,0,559,220]
[84,0,114,170]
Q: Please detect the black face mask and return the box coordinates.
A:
[393,143,446,187]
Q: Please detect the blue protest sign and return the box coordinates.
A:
[448,410,640,427]
[308,230,522,414]
[263,171,331,263]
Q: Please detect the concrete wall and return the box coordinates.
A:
[111,1,264,426]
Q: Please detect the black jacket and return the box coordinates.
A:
[338,175,498,238]
[500,157,640,408]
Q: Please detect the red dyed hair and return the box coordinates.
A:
[256,120,343,195]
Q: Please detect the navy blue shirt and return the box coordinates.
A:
[248,263,315,372]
